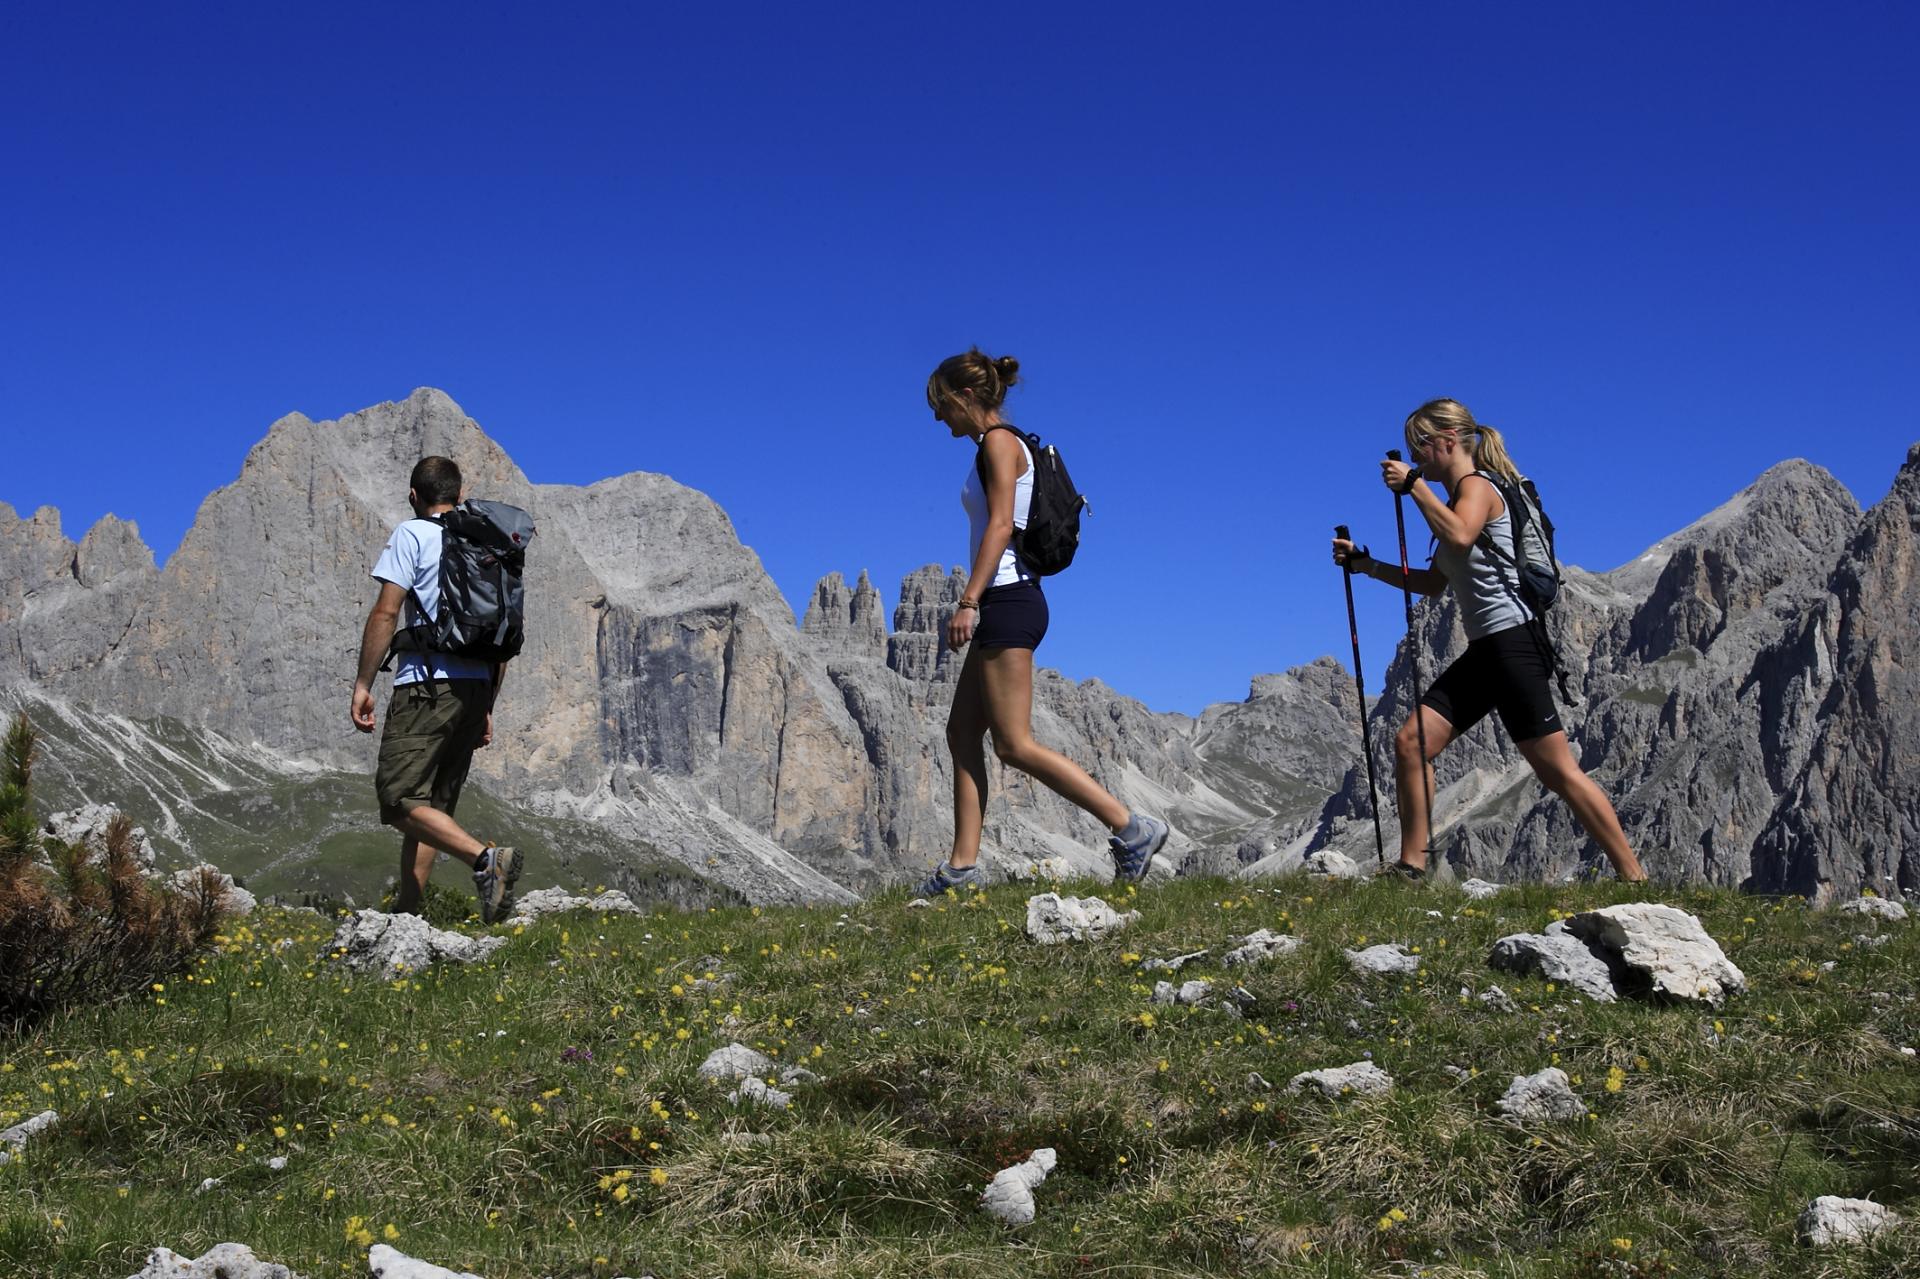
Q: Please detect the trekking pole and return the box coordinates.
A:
[1386,449,1435,859]
[1335,524,1386,867]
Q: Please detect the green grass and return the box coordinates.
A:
[2,875,1916,1277]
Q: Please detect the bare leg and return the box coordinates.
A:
[1516,733,1647,882]
[393,836,440,915]
[390,803,486,914]
[1391,707,1458,869]
[978,646,1130,831]
[945,647,991,870]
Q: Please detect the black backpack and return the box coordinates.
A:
[385,499,537,667]
[1473,471,1562,615]
[978,425,1089,575]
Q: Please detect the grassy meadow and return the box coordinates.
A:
[2,872,1916,1278]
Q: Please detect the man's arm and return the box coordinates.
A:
[350,581,409,732]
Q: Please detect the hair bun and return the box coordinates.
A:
[993,354,1021,388]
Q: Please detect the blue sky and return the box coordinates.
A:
[4,2,1915,713]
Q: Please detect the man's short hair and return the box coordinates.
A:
[410,456,462,506]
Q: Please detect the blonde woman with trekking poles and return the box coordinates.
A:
[1331,398,1647,883]
[913,348,1171,896]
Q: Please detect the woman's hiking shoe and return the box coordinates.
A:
[915,861,981,898]
[1109,813,1169,883]
[472,846,523,923]
[1375,859,1428,882]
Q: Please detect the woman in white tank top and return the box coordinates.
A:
[913,349,1170,897]
[1333,398,1647,883]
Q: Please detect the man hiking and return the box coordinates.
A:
[350,456,523,921]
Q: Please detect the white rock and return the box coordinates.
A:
[367,1245,484,1279]
[172,865,257,916]
[1564,903,1747,1005]
[1858,933,1893,949]
[125,1243,299,1278]
[728,1076,793,1110]
[1024,893,1138,944]
[1150,979,1215,1007]
[1443,1065,1472,1082]
[698,1043,774,1082]
[1495,1067,1587,1124]
[1459,878,1504,900]
[1488,932,1619,1002]
[266,1156,288,1171]
[1796,1195,1900,1247]
[980,1147,1057,1226]
[1838,896,1908,922]
[1344,943,1420,977]
[1140,949,1211,972]
[1302,849,1364,880]
[196,1177,222,1193]
[1005,856,1075,882]
[507,887,644,922]
[0,1109,57,1164]
[326,910,506,978]
[904,898,932,910]
[1223,929,1302,967]
[43,804,160,872]
[1287,1061,1394,1099]
[1477,985,1519,1013]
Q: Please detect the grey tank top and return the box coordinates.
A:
[1431,471,1533,641]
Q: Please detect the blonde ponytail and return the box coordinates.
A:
[1404,397,1522,483]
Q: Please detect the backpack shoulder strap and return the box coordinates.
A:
[975,425,1034,482]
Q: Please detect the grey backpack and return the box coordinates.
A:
[1475,472,1561,615]
[386,499,536,666]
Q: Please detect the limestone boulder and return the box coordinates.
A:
[0,1109,57,1165]
[1796,1195,1900,1247]
[1495,1067,1586,1124]
[1024,893,1138,944]
[1837,895,1908,922]
[125,1244,300,1279]
[1223,929,1301,967]
[1563,903,1746,1005]
[1344,943,1419,977]
[326,910,506,978]
[1287,1061,1394,1100]
[1488,931,1619,1002]
[980,1147,1057,1226]
[366,1245,484,1279]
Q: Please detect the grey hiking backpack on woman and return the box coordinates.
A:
[386,499,537,667]
[977,425,1090,575]
[1475,472,1562,616]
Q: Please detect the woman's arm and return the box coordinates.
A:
[1332,538,1447,597]
[948,430,1025,650]
[1379,459,1504,552]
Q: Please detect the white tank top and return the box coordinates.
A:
[961,430,1035,588]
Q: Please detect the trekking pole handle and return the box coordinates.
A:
[1386,449,1402,461]
[1335,523,1350,541]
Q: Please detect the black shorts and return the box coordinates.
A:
[1420,621,1563,743]
[975,579,1049,651]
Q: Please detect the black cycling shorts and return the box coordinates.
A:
[975,579,1049,651]
[1420,620,1563,743]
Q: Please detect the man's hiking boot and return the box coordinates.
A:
[1375,859,1428,883]
[473,846,523,923]
[915,861,981,898]
[1110,813,1170,884]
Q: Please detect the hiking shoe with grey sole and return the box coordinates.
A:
[1110,814,1170,883]
[914,861,982,898]
[473,846,523,923]
[1374,859,1428,882]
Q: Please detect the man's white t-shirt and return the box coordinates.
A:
[371,518,493,686]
